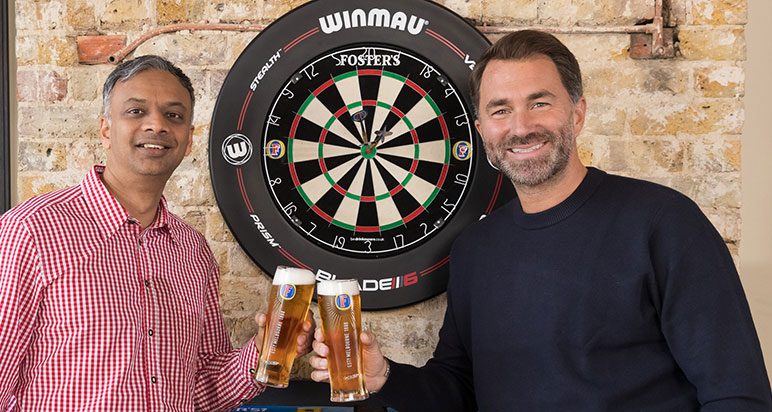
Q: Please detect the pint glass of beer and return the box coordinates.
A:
[317,279,369,402]
[254,266,316,388]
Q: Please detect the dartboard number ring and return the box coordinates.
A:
[209,0,513,309]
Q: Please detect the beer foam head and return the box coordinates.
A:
[273,266,316,285]
[317,279,360,296]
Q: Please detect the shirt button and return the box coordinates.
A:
[138,239,143,246]
[144,280,150,287]
[150,376,157,384]
[148,329,154,336]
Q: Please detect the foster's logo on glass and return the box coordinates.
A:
[335,294,352,310]
[279,284,296,300]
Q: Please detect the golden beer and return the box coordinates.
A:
[255,266,316,388]
[318,279,369,402]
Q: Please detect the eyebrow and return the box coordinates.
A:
[484,90,557,111]
[527,90,556,100]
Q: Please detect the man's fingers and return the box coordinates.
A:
[310,369,330,383]
[312,339,329,356]
[309,355,328,370]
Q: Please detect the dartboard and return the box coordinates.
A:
[209,0,513,309]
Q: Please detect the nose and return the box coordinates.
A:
[508,108,537,138]
[142,110,169,134]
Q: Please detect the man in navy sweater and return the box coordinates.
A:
[310,30,772,411]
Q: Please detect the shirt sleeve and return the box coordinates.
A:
[650,195,772,410]
[374,243,476,412]
[0,218,44,409]
[192,250,265,411]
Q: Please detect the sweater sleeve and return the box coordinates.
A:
[375,243,477,412]
[649,195,772,410]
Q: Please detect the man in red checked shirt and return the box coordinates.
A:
[0,55,314,411]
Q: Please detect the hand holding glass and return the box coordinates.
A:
[254,266,315,388]
[317,279,369,402]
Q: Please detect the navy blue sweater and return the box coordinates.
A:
[377,168,771,411]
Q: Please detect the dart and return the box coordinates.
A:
[351,109,369,144]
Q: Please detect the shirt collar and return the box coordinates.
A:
[81,165,178,243]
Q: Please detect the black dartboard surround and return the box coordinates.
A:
[209,0,514,310]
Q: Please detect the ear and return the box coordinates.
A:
[99,116,111,149]
[572,97,587,137]
[474,118,482,138]
[184,125,195,156]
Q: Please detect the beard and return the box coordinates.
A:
[483,120,575,188]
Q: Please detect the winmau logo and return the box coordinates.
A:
[319,8,428,36]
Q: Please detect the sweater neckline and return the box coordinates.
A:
[511,167,605,229]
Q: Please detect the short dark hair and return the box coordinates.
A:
[101,55,195,120]
[470,30,583,115]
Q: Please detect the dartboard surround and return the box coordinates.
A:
[210,0,514,309]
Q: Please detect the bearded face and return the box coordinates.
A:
[482,117,575,187]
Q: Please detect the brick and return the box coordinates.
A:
[18,141,69,172]
[582,99,626,136]
[16,70,68,102]
[165,171,216,207]
[18,36,79,66]
[607,138,686,175]
[99,0,150,30]
[15,0,66,30]
[68,66,108,102]
[18,172,81,203]
[219,275,264,316]
[66,0,96,30]
[207,209,236,242]
[17,106,101,140]
[15,37,39,66]
[695,65,744,97]
[134,33,228,66]
[670,173,741,209]
[482,0,537,25]
[678,27,746,61]
[77,35,127,65]
[692,0,747,25]
[539,0,652,26]
[261,0,312,22]
[157,0,206,24]
[228,243,261,277]
[583,64,688,97]
[559,34,631,63]
[433,0,483,23]
[18,138,102,173]
[687,136,741,173]
[629,99,743,136]
[205,0,264,23]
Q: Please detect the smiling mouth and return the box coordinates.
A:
[138,143,168,150]
[509,143,544,154]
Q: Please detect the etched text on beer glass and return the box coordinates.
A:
[254,266,315,388]
[318,279,369,402]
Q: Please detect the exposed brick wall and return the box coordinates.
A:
[14,0,747,377]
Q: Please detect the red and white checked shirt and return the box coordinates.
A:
[0,165,264,411]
